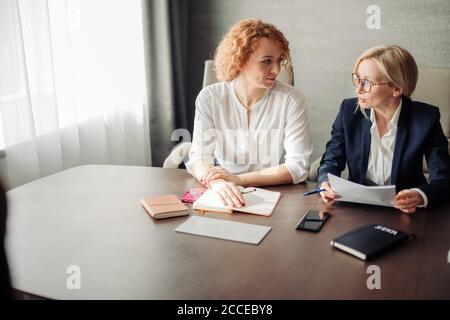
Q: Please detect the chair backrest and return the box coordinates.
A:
[412,67,450,175]
[162,142,192,169]
[412,67,450,152]
[202,59,294,88]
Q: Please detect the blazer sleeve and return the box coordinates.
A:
[317,100,348,187]
[418,108,450,205]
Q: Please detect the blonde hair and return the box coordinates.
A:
[214,19,290,81]
[353,45,418,98]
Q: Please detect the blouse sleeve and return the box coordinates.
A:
[282,95,313,184]
[185,90,216,175]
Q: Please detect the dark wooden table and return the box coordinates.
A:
[6,165,450,299]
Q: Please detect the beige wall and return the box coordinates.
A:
[186,0,450,160]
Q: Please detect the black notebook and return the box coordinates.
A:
[330,224,412,261]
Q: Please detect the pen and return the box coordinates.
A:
[242,188,256,194]
[303,189,326,196]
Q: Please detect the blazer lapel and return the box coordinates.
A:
[391,97,410,185]
[360,108,372,182]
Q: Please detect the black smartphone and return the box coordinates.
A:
[296,209,330,232]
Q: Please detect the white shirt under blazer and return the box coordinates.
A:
[366,100,428,206]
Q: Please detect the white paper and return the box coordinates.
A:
[235,187,281,216]
[193,187,281,216]
[328,173,396,207]
[174,216,271,245]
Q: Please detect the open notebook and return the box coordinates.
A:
[193,187,281,216]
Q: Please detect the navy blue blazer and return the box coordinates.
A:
[318,97,450,206]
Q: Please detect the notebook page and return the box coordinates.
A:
[193,188,281,216]
[234,188,281,216]
[192,189,231,213]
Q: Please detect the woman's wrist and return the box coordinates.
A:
[236,173,247,187]
[196,164,214,183]
[209,178,227,192]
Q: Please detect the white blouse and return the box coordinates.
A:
[186,79,313,184]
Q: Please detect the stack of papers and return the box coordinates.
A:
[328,173,396,207]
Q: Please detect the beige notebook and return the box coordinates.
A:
[141,194,189,219]
[193,187,281,216]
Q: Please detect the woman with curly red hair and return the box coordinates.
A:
[186,19,313,208]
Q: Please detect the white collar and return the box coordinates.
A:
[370,99,403,130]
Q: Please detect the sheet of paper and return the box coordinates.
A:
[174,216,271,245]
[193,187,281,216]
[328,173,396,207]
[234,188,281,216]
[192,189,232,213]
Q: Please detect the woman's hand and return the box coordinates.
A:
[199,166,223,187]
[319,182,340,203]
[394,189,424,214]
[209,179,245,208]
[201,166,242,187]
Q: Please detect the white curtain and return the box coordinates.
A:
[0,0,151,190]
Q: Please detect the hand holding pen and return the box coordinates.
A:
[303,188,326,196]
[304,182,340,203]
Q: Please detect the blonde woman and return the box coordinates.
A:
[318,45,450,213]
[186,19,313,208]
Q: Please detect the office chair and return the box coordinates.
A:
[412,67,450,176]
[163,142,192,169]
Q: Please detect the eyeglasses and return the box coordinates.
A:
[352,73,391,93]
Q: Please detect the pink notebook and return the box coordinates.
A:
[181,188,207,203]
[141,194,189,219]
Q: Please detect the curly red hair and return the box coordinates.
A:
[213,19,290,81]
